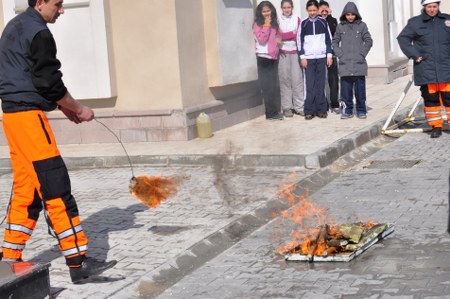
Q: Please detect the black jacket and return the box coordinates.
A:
[0,7,67,112]
[397,10,450,86]
[325,15,338,37]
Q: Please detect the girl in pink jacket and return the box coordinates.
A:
[253,1,283,120]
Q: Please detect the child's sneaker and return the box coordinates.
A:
[267,113,284,120]
[330,108,340,114]
[341,113,354,119]
[317,112,328,118]
[357,113,367,119]
[283,109,294,118]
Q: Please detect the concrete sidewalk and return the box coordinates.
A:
[0,75,422,170]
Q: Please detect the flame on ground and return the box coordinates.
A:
[129,175,183,208]
[275,181,331,256]
[275,172,332,257]
[274,172,377,257]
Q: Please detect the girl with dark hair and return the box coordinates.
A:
[278,0,304,118]
[253,1,283,120]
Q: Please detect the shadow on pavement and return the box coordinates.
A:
[30,203,146,264]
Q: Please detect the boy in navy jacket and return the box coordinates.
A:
[297,0,333,119]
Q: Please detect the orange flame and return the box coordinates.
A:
[275,172,333,256]
[300,237,310,254]
[316,237,327,256]
[274,172,380,257]
[129,175,183,208]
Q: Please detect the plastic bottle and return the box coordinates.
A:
[196,112,212,138]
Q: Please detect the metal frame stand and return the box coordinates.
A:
[381,76,432,135]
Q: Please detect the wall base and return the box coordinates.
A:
[0,81,263,145]
[368,58,410,84]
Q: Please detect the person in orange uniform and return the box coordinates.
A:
[0,0,116,283]
[397,0,450,138]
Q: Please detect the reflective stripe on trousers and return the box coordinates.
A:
[422,83,450,128]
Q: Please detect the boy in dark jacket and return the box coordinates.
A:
[332,2,373,119]
[397,0,450,138]
[297,0,333,120]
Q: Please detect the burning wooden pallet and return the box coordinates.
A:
[278,222,394,262]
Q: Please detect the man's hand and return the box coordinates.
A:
[57,91,94,123]
[415,56,423,63]
[77,106,94,122]
[59,105,81,124]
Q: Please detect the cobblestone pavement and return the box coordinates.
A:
[0,163,313,298]
[0,129,449,298]
[155,132,450,299]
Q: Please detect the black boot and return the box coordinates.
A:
[69,257,117,284]
[430,127,442,138]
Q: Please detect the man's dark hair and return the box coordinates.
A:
[306,0,319,9]
[28,0,49,7]
[319,1,330,7]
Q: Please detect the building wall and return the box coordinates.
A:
[107,0,184,111]
[0,0,262,144]
[205,0,257,86]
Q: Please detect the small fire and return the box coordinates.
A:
[129,175,183,208]
[275,172,376,258]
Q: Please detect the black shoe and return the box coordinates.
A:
[317,112,328,118]
[266,113,284,120]
[70,257,117,284]
[430,127,442,138]
[305,115,314,120]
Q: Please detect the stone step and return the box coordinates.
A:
[0,261,50,299]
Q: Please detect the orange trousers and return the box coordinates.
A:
[2,111,88,266]
[421,83,450,128]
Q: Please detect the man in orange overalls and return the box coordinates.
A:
[0,0,116,283]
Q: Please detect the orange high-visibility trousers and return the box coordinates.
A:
[2,110,88,266]
[421,83,450,128]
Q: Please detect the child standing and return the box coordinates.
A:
[319,1,340,114]
[278,0,304,118]
[332,2,373,119]
[253,1,283,120]
[297,0,333,120]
